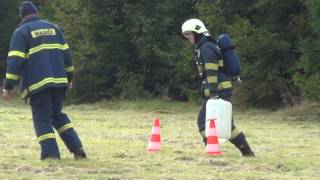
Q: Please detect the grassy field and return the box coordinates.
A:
[0,99,319,180]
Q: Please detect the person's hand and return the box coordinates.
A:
[2,89,12,101]
[68,82,73,89]
[209,94,219,99]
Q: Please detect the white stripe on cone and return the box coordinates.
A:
[207,129,218,136]
[206,144,221,152]
[152,127,160,134]
[148,141,161,150]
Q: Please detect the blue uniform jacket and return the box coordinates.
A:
[4,16,74,98]
[195,36,232,99]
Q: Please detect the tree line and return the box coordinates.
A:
[0,0,319,107]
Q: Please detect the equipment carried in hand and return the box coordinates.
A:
[205,98,232,139]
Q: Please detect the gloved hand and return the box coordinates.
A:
[2,89,12,101]
[209,94,219,99]
[68,82,73,89]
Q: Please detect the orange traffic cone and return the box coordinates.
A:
[206,118,222,156]
[147,117,161,152]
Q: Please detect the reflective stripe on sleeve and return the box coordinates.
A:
[205,63,219,71]
[65,66,74,72]
[6,73,20,80]
[217,81,232,90]
[207,76,218,84]
[8,50,28,59]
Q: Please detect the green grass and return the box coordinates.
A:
[0,99,320,179]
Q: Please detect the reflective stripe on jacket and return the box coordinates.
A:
[4,16,74,98]
[195,36,232,99]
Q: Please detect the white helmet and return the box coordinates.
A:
[181,18,209,35]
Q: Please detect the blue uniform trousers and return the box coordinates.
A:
[30,87,83,159]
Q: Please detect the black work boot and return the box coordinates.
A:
[203,137,208,146]
[199,130,207,146]
[73,147,87,160]
[229,132,255,157]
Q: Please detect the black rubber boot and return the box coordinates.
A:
[199,130,207,146]
[203,137,207,146]
[229,132,255,157]
[73,147,87,160]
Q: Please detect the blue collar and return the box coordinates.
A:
[19,15,40,26]
[196,36,216,48]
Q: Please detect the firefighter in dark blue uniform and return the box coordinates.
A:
[181,18,255,156]
[2,1,86,160]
